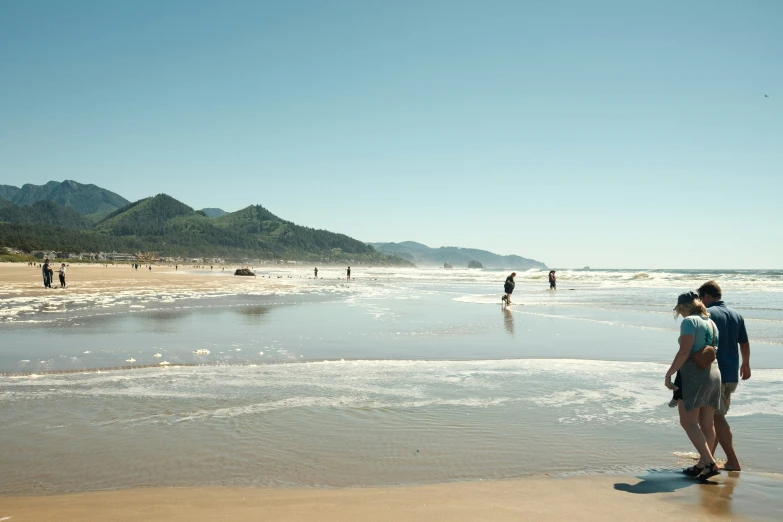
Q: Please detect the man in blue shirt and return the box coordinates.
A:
[698,280,751,471]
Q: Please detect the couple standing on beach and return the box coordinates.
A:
[665,280,750,482]
[41,259,67,288]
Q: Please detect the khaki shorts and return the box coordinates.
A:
[716,382,738,415]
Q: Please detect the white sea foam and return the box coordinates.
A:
[3,360,782,424]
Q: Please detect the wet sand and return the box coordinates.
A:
[2,473,780,522]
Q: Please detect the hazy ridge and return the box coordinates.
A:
[371,241,547,269]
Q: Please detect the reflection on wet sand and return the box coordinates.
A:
[503,308,514,335]
[615,470,782,521]
[236,306,272,317]
[698,472,738,517]
[133,309,192,333]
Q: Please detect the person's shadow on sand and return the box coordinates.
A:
[614,470,717,495]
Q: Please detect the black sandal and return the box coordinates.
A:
[683,464,705,476]
[696,462,720,482]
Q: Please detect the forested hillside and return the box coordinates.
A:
[0,194,410,264]
[0,200,92,230]
[0,180,129,215]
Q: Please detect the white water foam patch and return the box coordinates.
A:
[297,266,783,291]
[0,282,294,323]
[3,361,783,425]
[453,295,505,305]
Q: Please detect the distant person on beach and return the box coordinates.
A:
[665,292,722,482]
[42,259,53,288]
[698,280,751,471]
[502,272,516,305]
[58,263,67,288]
[347,267,351,280]
[314,267,318,278]
[549,271,557,289]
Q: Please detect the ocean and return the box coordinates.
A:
[1,266,781,495]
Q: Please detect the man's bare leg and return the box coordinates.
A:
[714,414,741,470]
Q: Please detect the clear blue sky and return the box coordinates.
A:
[1,1,781,268]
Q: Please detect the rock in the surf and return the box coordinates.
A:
[234,268,255,276]
[467,260,483,269]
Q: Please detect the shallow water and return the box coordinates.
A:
[1,267,782,494]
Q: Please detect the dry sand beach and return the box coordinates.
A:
[0,262,288,298]
[3,473,782,522]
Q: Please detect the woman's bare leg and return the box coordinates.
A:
[678,401,715,465]
[698,406,716,454]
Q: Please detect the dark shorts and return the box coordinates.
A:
[550,282,556,288]
[504,285,513,294]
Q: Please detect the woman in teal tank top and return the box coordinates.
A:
[665,292,722,482]
[680,314,718,354]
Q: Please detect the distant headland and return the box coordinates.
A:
[371,241,547,270]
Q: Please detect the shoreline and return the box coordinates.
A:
[2,473,781,521]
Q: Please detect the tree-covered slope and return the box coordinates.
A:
[96,194,196,236]
[215,206,377,255]
[0,200,93,229]
[0,185,21,201]
[4,180,130,215]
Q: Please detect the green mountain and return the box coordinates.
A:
[199,208,227,218]
[0,185,20,201]
[0,180,129,215]
[0,200,92,230]
[214,205,380,256]
[96,194,197,236]
[0,193,411,265]
[371,241,547,269]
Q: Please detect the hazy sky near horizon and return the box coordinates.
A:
[1,1,781,269]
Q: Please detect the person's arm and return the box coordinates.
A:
[666,334,694,388]
[740,342,751,380]
[739,318,751,380]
